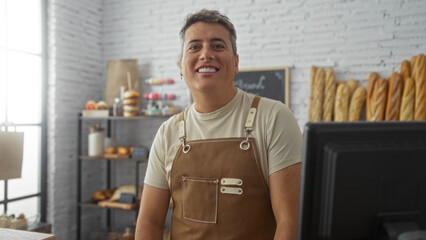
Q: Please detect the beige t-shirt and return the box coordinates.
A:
[144,89,302,190]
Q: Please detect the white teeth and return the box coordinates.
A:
[198,68,217,73]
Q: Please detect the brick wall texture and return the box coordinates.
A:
[48,0,426,239]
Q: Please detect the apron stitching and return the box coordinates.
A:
[182,178,218,223]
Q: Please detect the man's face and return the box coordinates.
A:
[180,22,239,95]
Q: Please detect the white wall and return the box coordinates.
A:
[48,0,426,239]
[102,0,426,128]
[48,0,103,239]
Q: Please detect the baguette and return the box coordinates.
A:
[308,66,317,122]
[411,55,418,80]
[334,83,350,122]
[348,87,366,121]
[400,77,415,121]
[347,78,358,98]
[385,72,403,121]
[400,60,411,84]
[414,54,426,120]
[370,78,388,121]
[322,67,336,121]
[366,72,380,121]
[311,67,325,122]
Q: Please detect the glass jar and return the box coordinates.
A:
[88,124,104,157]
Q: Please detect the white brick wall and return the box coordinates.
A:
[48,0,103,239]
[101,0,426,128]
[48,0,426,239]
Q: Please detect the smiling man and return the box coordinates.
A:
[136,9,303,240]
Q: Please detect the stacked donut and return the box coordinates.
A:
[123,90,140,117]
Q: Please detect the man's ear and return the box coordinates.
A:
[234,54,239,74]
[179,56,183,76]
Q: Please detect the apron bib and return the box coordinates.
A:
[170,96,276,239]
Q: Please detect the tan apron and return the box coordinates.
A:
[170,96,276,240]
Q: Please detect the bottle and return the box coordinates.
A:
[113,98,123,116]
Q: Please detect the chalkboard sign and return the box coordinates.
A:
[234,67,290,106]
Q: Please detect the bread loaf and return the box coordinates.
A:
[400,60,411,84]
[414,54,426,120]
[308,66,317,122]
[347,78,358,98]
[385,72,403,121]
[322,67,336,121]
[110,184,143,201]
[334,83,350,122]
[411,55,418,80]
[348,87,366,121]
[366,72,380,121]
[311,67,325,122]
[370,78,388,121]
[400,77,415,121]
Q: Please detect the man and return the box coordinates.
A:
[136,9,302,240]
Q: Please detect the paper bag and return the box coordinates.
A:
[0,131,24,180]
[105,59,140,106]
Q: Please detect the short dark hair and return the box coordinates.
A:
[180,9,237,55]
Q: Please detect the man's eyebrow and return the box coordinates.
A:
[211,38,227,44]
[187,39,201,45]
[186,38,227,45]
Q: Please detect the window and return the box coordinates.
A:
[0,0,46,223]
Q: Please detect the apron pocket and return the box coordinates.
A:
[182,176,218,223]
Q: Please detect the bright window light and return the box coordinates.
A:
[1,0,43,221]
[6,0,41,54]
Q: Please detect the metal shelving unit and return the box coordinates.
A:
[76,114,162,240]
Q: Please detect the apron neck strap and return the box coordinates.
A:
[244,96,261,131]
[178,95,261,150]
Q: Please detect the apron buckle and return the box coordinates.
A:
[180,136,191,153]
[240,128,252,150]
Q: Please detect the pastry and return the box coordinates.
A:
[348,87,366,121]
[123,90,140,117]
[385,72,403,121]
[117,146,129,155]
[322,67,336,121]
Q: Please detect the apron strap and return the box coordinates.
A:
[178,96,261,152]
[244,96,261,131]
[178,110,190,153]
[241,96,261,150]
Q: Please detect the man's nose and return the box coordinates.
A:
[199,47,214,60]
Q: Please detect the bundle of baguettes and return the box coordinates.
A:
[308,53,425,123]
[398,53,426,121]
[308,66,366,122]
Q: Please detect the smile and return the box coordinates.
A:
[197,67,218,73]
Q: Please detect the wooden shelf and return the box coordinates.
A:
[79,155,147,162]
[79,115,169,121]
[79,201,138,211]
